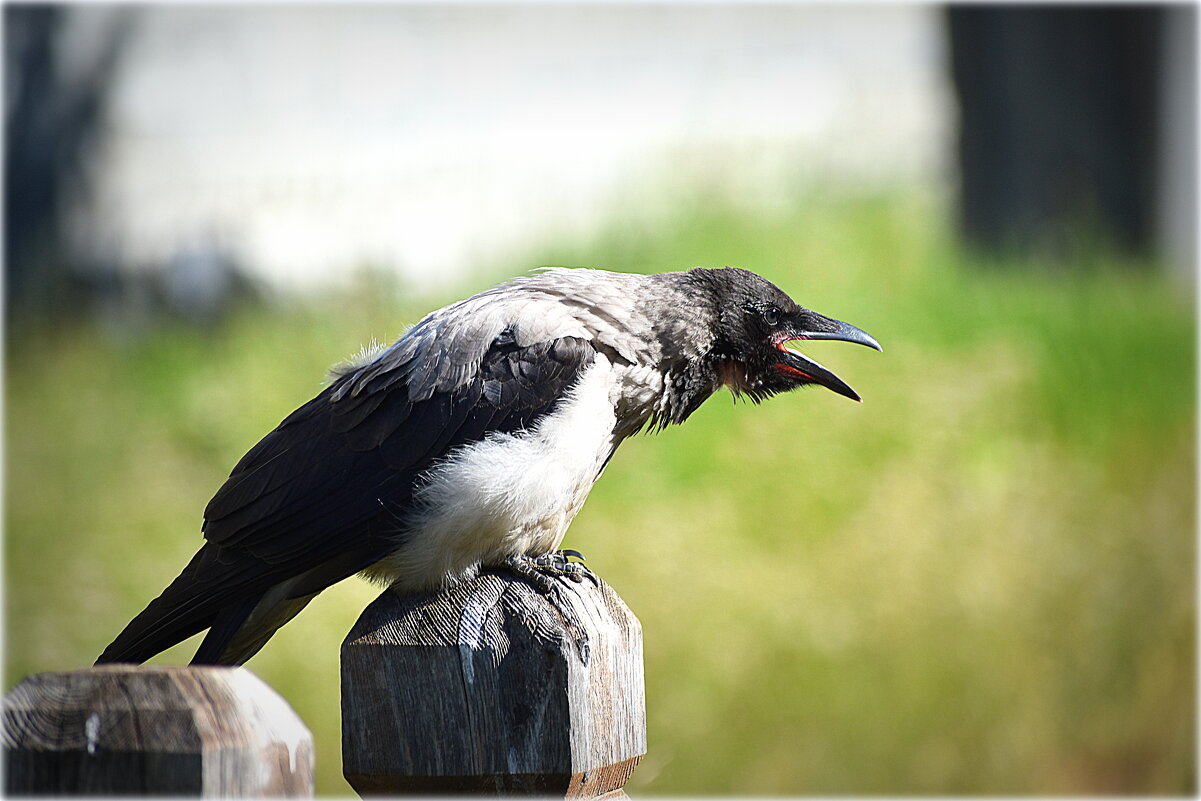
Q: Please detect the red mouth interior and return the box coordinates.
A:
[773,340,816,381]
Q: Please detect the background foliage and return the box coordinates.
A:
[6,193,1194,794]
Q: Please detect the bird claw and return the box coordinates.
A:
[502,550,599,592]
[533,550,598,585]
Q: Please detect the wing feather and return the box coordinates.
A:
[98,332,600,665]
[208,334,596,565]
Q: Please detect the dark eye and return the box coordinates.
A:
[764,306,782,326]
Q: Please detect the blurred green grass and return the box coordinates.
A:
[5,192,1194,794]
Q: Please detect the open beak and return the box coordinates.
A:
[775,314,882,402]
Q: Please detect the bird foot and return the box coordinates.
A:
[502,550,598,592]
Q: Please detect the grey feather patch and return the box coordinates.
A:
[334,270,662,404]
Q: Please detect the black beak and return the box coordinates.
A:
[777,313,882,402]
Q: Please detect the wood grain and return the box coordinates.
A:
[3,665,313,796]
[341,568,646,796]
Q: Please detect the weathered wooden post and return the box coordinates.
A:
[341,568,645,796]
[3,665,313,796]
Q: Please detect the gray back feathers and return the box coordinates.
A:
[333,268,711,405]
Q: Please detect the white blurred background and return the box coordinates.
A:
[43,5,952,292]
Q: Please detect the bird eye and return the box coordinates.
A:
[764,306,782,326]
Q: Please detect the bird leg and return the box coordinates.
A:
[501,550,598,592]
[536,549,597,584]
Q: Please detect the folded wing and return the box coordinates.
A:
[95,334,598,665]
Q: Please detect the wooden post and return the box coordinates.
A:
[2,665,313,796]
[341,568,646,796]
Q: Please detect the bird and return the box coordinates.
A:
[96,266,880,666]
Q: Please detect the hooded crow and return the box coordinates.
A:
[96,267,880,666]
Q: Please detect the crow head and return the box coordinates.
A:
[694,267,881,403]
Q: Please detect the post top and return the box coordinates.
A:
[341,568,646,797]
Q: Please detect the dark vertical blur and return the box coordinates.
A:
[4,5,131,322]
[947,5,1191,266]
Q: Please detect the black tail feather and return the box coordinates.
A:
[190,597,259,665]
[95,546,270,666]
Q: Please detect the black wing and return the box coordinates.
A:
[96,335,597,665]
